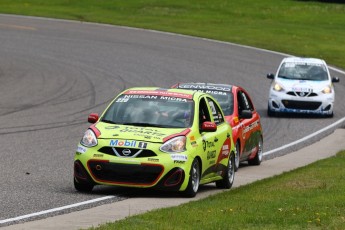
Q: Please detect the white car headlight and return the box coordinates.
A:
[80,129,98,147]
[160,136,186,153]
[322,85,332,94]
[272,82,284,92]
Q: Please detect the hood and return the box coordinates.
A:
[93,122,188,143]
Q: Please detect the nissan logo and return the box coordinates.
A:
[122,149,131,156]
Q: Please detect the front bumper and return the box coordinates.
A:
[74,145,190,191]
[268,90,334,115]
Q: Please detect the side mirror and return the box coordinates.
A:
[332,77,340,83]
[88,113,99,124]
[201,121,217,132]
[267,73,275,79]
[239,110,253,119]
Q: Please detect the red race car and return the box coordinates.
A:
[172,83,263,170]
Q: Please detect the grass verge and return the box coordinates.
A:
[91,151,345,229]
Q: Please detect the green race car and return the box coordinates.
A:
[74,87,236,197]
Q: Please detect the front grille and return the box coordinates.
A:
[286,91,318,97]
[282,100,321,110]
[98,147,156,158]
[88,160,163,185]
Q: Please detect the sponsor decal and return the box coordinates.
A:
[123,94,157,99]
[206,90,227,95]
[243,120,260,135]
[202,140,215,151]
[138,142,148,149]
[208,101,217,115]
[178,84,231,92]
[109,139,148,149]
[233,117,239,123]
[174,160,185,164]
[77,145,87,154]
[286,62,323,68]
[203,123,215,129]
[189,136,198,147]
[148,158,159,162]
[221,144,230,157]
[171,154,188,162]
[116,97,129,103]
[207,150,216,160]
[215,138,232,165]
[190,141,198,147]
[124,90,193,99]
[93,154,103,158]
[119,127,165,140]
[159,96,188,102]
[292,86,312,93]
[110,139,136,147]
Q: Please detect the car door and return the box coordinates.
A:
[199,96,231,180]
[237,90,261,159]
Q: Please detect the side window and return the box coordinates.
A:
[237,91,253,113]
[199,98,211,128]
[241,91,254,111]
[207,97,224,125]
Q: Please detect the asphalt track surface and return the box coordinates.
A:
[0,14,345,227]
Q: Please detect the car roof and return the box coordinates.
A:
[282,57,327,65]
[122,87,205,100]
[174,82,233,92]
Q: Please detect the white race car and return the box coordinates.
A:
[267,57,339,117]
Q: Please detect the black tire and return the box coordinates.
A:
[74,177,94,193]
[248,137,263,166]
[267,104,275,117]
[326,112,334,118]
[182,158,200,198]
[216,153,235,189]
[234,141,240,171]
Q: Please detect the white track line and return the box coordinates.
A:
[264,116,345,157]
[0,196,115,224]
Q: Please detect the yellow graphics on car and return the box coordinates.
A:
[74,87,235,197]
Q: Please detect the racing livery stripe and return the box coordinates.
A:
[90,124,101,137]
[163,128,191,142]
[124,90,193,99]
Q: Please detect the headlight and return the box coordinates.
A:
[160,136,186,153]
[322,85,332,94]
[272,82,284,92]
[80,129,98,147]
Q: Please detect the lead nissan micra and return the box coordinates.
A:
[74,87,236,197]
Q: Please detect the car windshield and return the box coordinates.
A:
[277,62,329,81]
[209,92,234,116]
[101,94,194,128]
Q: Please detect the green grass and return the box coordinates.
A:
[0,0,345,69]
[91,151,345,229]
